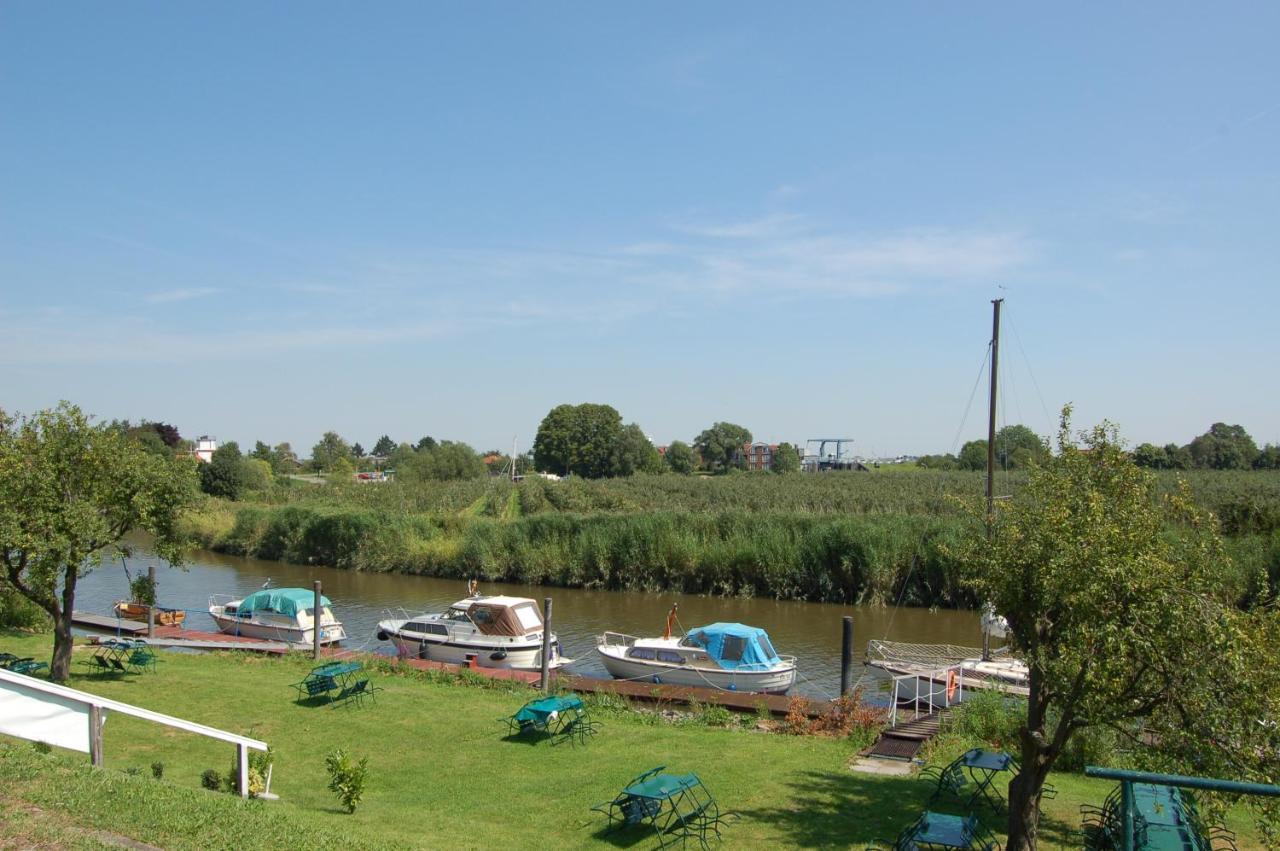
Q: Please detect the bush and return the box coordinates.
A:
[151,761,164,779]
[325,749,369,814]
[201,768,222,791]
[31,741,51,755]
[0,582,49,630]
[946,688,1023,749]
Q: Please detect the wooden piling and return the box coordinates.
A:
[841,615,854,696]
[540,597,552,693]
[312,581,322,661]
[88,705,103,767]
[146,564,156,639]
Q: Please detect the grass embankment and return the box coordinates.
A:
[0,632,1266,850]
[178,471,1280,607]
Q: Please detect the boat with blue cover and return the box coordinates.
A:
[208,587,347,646]
[596,608,796,694]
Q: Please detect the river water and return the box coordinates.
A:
[73,539,985,701]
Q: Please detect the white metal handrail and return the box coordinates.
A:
[888,663,966,727]
[0,667,267,798]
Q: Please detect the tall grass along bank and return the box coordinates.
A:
[177,471,1280,607]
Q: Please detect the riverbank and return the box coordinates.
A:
[0,631,1266,849]
[177,471,1280,607]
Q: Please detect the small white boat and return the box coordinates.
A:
[596,607,797,694]
[376,587,571,672]
[208,588,347,646]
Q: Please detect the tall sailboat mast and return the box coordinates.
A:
[986,298,1003,527]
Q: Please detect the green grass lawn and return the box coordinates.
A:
[0,630,1264,849]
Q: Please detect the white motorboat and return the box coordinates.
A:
[208,587,347,646]
[376,588,571,672]
[596,607,797,694]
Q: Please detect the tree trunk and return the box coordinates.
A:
[49,563,79,682]
[1006,762,1048,851]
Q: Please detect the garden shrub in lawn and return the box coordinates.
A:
[324,748,370,814]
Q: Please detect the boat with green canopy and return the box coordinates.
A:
[209,587,347,646]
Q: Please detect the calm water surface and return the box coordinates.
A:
[74,539,986,701]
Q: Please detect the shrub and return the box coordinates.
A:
[151,761,164,779]
[0,582,49,630]
[325,749,370,814]
[201,768,222,791]
[809,689,889,745]
[946,688,1022,749]
[31,741,52,755]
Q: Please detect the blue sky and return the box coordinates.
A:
[3,3,1277,457]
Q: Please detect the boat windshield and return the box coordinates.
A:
[443,607,474,622]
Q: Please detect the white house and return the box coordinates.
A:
[194,436,218,463]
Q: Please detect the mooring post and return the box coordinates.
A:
[312,580,322,661]
[88,705,104,767]
[540,597,553,693]
[840,615,854,696]
[146,563,156,639]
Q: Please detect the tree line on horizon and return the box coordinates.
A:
[100,410,1280,504]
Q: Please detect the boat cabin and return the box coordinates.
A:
[626,623,784,671]
[226,588,333,621]
[403,596,545,639]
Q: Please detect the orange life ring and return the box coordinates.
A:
[946,670,958,702]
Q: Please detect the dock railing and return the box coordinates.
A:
[889,663,965,727]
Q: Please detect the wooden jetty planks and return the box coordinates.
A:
[71,611,148,634]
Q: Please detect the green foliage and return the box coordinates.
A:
[241,458,274,492]
[994,424,1048,469]
[372,435,397,457]
[533,403,625,478]
[0,403,196,679]
[961,407,1280,848]
[324,748,370,814]
[0,581,50,629]
[200,768,221,790]
[1255,444,1280,470]
[401,441,484,482]
[129,573,156,606]
[693,421,752,472]
[664,440,696,475]
[201,441,246,500]
[151,761,165,779]
[311,431,352,472]
[773,442,801,474]
[957,439,987,471]
[613,423,663,476]
[1188,422,1259,470]
[917,453,959,471]
[947,689,1022,749]
[271,442,299,474]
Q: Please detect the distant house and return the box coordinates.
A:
[740,442,778,471]
[193,436,218,464]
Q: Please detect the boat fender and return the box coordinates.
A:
[728,683,736,692]
[490,650,508,661]
[653,675,661,685]
[376,630,389,642]
[946,670,958,702]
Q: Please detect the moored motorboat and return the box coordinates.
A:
[113,601,186,626]
[208,587,347,646]
[376,583,571,671]
[595,606,797,694]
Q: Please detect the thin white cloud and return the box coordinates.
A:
[674,213,804,240]
[144,287,221,304]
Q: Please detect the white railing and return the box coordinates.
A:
[888,663,965,727]
[598,631,638,648]
[0,667,268,798]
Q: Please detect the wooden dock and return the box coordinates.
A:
[71,611,149,634]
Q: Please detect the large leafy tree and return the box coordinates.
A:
[613,424,663,476]
[962,409,1280,850]
[372,435,397,457]
[1187,422,1260,470]
[200,441,246,500]
[957,439,988,471]
[311,431,352,472]
[772,442,801,474]
[402,441,485,481]
[664,440,696,475]
[0,404,197,680]
[994,424,1048,469]
[533,403,624,478]
[693,422,752,472]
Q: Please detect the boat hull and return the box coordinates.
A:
[596,647,795,694]
[385,632,569,671]
[208,610,346,646]
[113,602,185,625]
